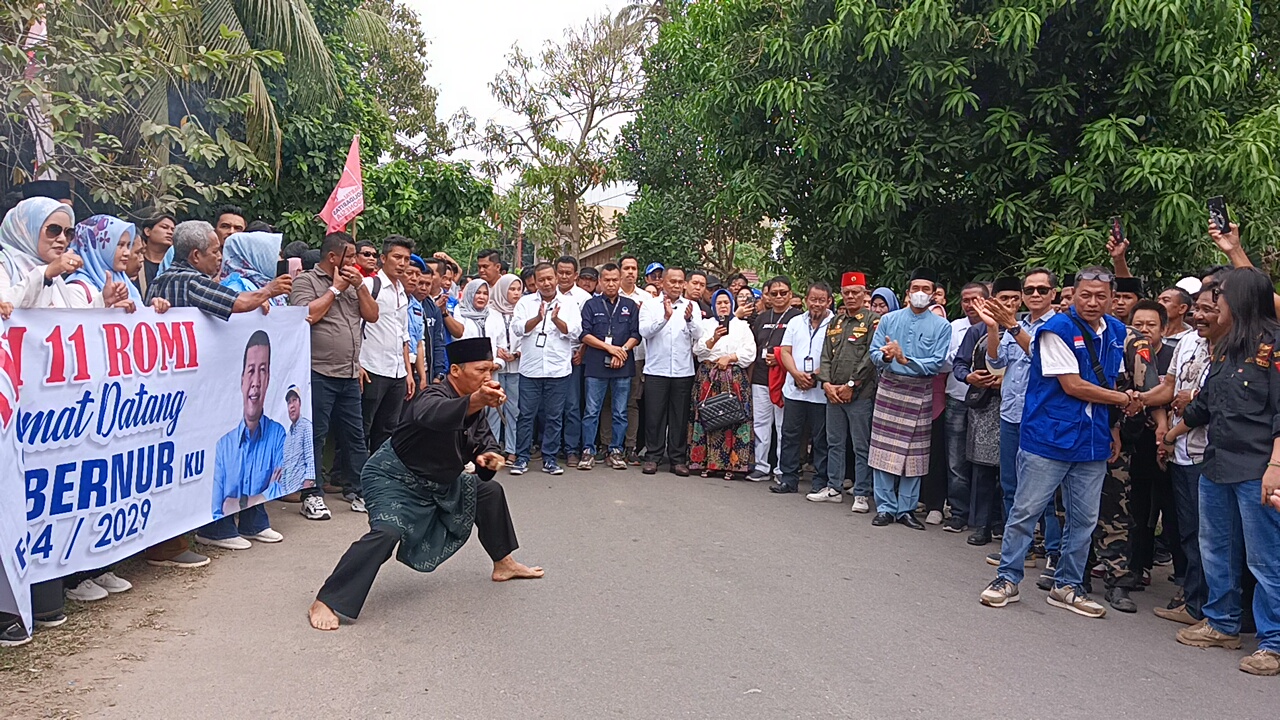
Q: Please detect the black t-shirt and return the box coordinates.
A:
[749,307,802,385]
[1155,342,1175,376]
[143,259,161,286]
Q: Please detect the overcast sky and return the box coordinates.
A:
[408,0,633,205]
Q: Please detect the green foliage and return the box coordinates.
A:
[628,0,1280,291]
[0,0,273,211]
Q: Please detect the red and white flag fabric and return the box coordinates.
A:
[318,135,365,232]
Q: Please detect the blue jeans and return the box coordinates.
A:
[490,372,520,455]
[779,398,828,492]
[582,376,630,454]
[309,372,367,498]
[944,397,971,520]
[1169,462,1205,619]
[200,504,270,540]
[1199,477,1280,651]
[826,397,874,497]
[873,469,921,517]
[517,375,569,465]
[997,450,1105,588]
[999,420,1061,557]
[561,364,584,457]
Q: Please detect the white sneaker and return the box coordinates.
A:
[925,510,944,525]
[851,496,871,514]
[92,572,132,593]
[805,488,843,503]
[195,534,252,550]
[66,579,108,602]
[243,528,283,543]
[350,497,367,513]
[301,496,332,521]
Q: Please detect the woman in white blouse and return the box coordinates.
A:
[690,288,757,479]
[0,197,130,310]
[455,278,490,339]
[485,273,523,461]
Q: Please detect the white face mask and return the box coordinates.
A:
[908,291,932,309]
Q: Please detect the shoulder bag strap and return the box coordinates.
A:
[1065,314,1110,389]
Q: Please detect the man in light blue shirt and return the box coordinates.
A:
[278,384,316,499]
[983,268,1060,569]
[198,330,287,549]
[866,268,952,530]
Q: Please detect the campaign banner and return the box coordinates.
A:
[0,308,313,634]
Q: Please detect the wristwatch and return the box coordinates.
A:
[1162,435,1176,446]
[1007,325,1022,337]
[328,285,341,297]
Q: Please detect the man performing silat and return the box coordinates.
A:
[309,337,544,631]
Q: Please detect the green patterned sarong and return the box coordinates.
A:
[361,442,478,572]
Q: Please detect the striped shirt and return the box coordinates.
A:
[281,416,315,494]
[145,260,240,321]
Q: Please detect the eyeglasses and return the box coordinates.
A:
[768,290,790,297]
[45,224,73,239]
[1075,271,1115,284]
[1022,286,1053,296]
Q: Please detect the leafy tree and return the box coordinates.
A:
[482,13,644,256]
[1,0,272,211]
[628,0,1280,290]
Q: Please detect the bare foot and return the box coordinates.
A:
[492,556,545,582]
[309,600,340,630]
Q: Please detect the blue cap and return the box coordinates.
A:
[645,262,664,275]
[751,288,762,298]
[409,254,427,272]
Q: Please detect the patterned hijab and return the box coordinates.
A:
[221,231,281,290]
[458,278,490,334]
[68,215,142,302]
[0,197,74,278]
[490,273,521,317]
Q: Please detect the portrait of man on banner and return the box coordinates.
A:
[212,330,286,519]
[269,383,316,500]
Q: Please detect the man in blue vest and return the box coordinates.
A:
[979,266,1140,618]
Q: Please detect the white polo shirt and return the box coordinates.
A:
[359,270,408,379]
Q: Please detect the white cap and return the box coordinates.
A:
[1175,276,1202,295]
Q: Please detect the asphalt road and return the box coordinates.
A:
[39,467,1278,718]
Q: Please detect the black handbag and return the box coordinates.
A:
[696,371,748,432]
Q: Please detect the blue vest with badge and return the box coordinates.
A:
[1020,307,1125,463]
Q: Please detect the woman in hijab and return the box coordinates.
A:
[67,215,170,312]
[456,278,491,339]
[870,287,900,315]
[486,273,523,461]
[0,197,127,309]
[689,288,757,480]
[221,231,286,307]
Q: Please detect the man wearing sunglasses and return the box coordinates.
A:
[981,267,1136,618]
[978,269,1062,571]
[354,241,379,278]
[747,276,802,482]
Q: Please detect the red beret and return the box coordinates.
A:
[841,271,867,288]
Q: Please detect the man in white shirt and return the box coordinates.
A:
[511,262,582,476]
[639,267,703,476]
[360,236,415,462]
[934,282,988,527]
[619,254,650,463]
[555,256,593,467]
[771,283,834,496]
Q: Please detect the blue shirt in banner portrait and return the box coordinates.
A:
[212,417,286,519]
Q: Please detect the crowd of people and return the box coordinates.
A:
[1,180,1278,678]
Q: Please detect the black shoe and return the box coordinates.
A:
[1031,542,1047,559]
[966,528,992,546]
[1153,549,1174,567]
[1036,557,1058,591]
[991,527,1004,540]
[897,513,926,531]
[943,517,967,533]
[769,483,796,494]
[0,621,31,647]
[871,512,894,527]
[1105,586,1137,613]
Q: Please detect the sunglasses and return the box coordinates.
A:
[45,224,73,240]
[1075,271,1115,284]
[1022,286,1053,296]
[358,251,377,258]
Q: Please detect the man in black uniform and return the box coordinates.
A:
[309,337,544,630]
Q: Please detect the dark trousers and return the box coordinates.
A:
[316,480,519,619]
[921,413,948,512]
[969,463,1001,531]
[312,372,368,498]
[0,580,65,633]
[362,372,406,456]
[1170,462,1207,619]
[643,374,694,465]
[780,398,828,492]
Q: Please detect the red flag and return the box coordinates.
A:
[318,135,365,232]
